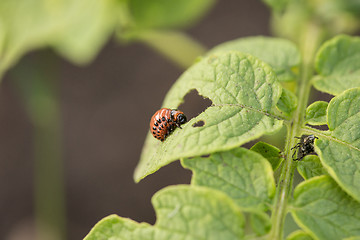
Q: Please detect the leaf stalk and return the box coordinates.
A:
[126,30,207,69]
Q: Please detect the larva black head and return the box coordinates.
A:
[170,110,186,123]
[177,113,187,124]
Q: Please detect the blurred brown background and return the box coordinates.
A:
[0,1,271,239]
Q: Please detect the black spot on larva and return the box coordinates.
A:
[152,131,156,134]
[167,119,171,122]
[152,127,157,130]
[157,119,161,123]
[162,117,166,121]
[192,120,205,127]
[164,122,167,126]
[154,122,158,126]
[157,130,160,133]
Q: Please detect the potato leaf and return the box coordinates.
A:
[250,141,283,171]
[208,36,300,82]
[305,101,328,125]
[313,35,360,95]
[276,88,298,117]
[315,87,360,202]
[297,155,328,180]
[84,186,244,240]
[136,51,284,182]
[291,176,360,240]
[182,148,275,211]
[0,0,116,76]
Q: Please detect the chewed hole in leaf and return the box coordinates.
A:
[177,89,212,119]
[192,120,205,127]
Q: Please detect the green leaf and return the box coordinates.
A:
[0,0,116,76]
[128,0,215,29]
[182,148,275,211]
[297,155,327,180]
[136,51,284,182]
[315,87,360,202]
[250,212,271,236]
[208,36,301,81]
[84,185,244,240]
[51,0,117,64]
[314,0,360,22]
[286,230,313,240]
[84,215,151,240]
[276,88,298,117]
[291,176,360,240]
[305,101,328,125]
[250,141,283,170]
[313,35,360,95]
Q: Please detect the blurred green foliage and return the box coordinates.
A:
[0,0,215,78]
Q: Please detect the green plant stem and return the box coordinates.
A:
[127,30,207,69]
[269,23,323,240]
[12,54,66,240]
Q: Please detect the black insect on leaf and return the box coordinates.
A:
[291,134,318,161]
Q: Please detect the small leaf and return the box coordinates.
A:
[291,176,360,240]
[276,88,298,117]
[297,155,327,180]
[250,141,283,170]
[208,36,301,81]
[315,87,360,202]
[313,35,360,95]
[182,148,275,211]
[84,186,245,240]
[305,101,328,125]
[128,0,215,29]
[136,51,284,182]
[250,212,271,236]
[286,230,314,240]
